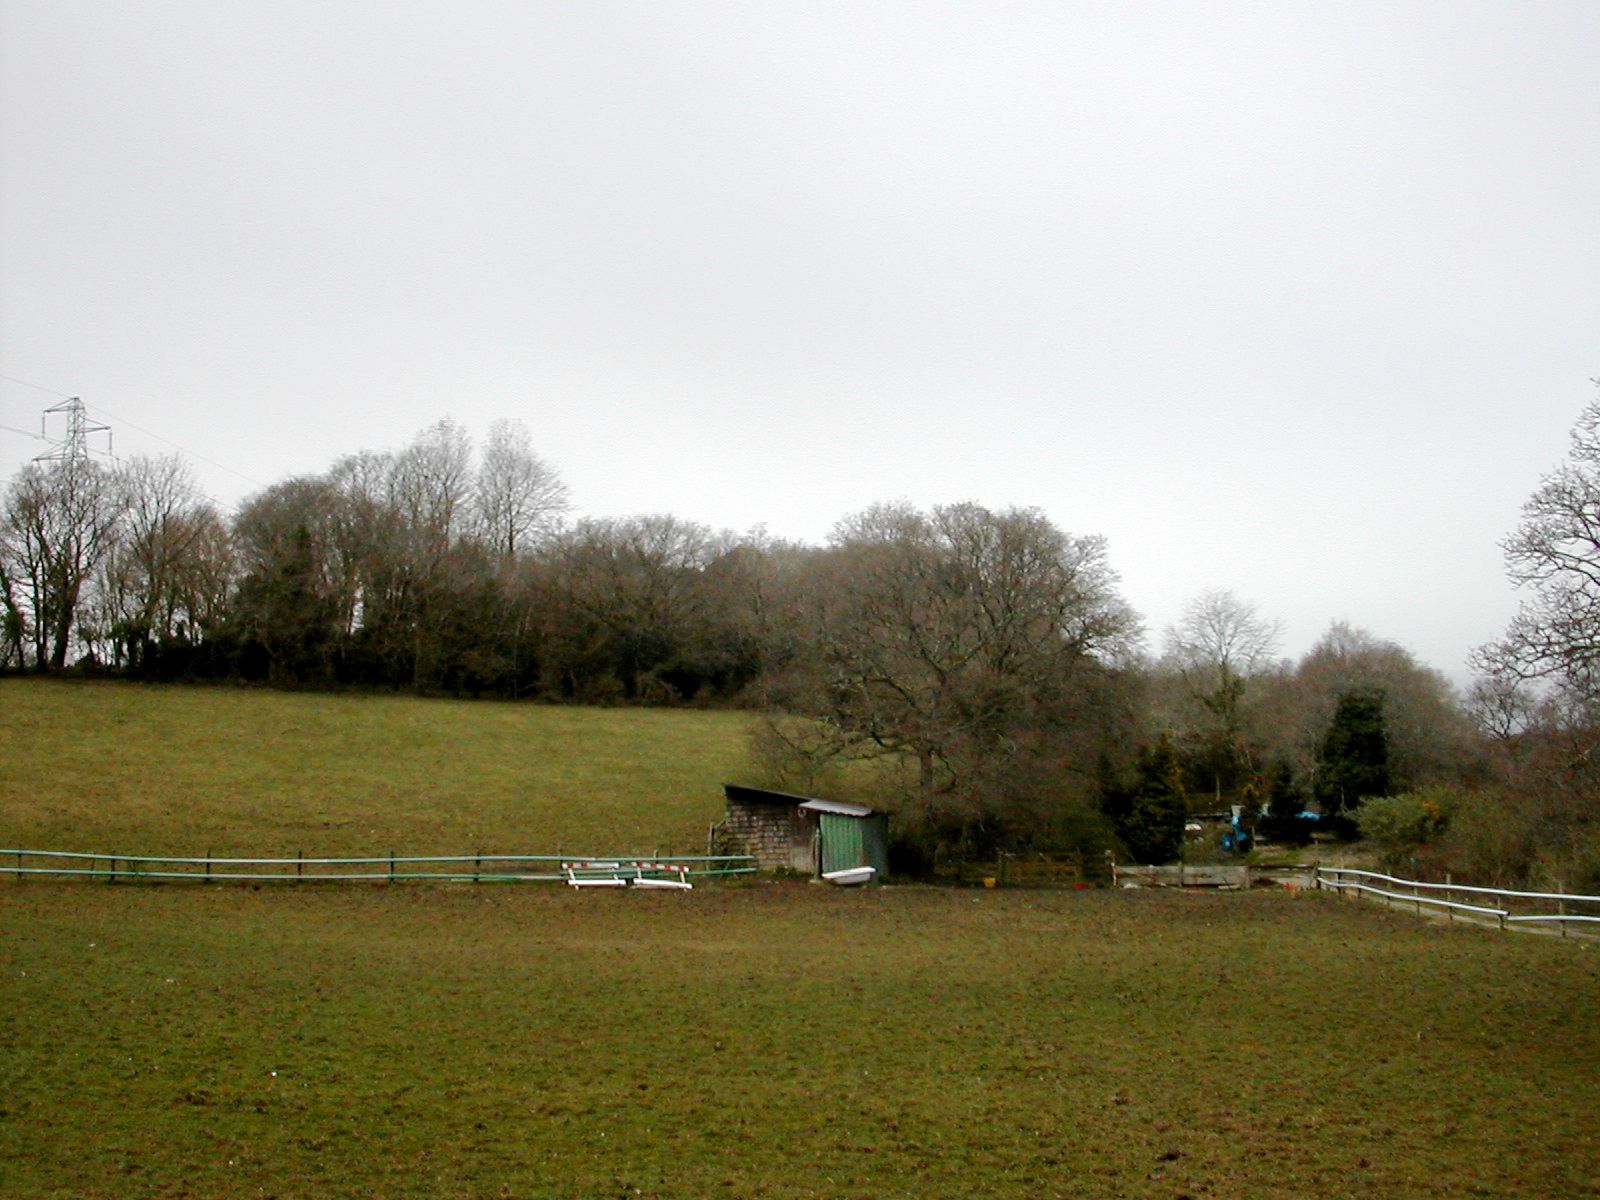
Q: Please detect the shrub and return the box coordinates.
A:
[1357,788,1457,871]
[1437,788,1536,888]
[1106,737,1187,865]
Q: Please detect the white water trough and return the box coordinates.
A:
[822,866,876,886]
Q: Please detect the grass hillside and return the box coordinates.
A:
[0,679,753,857]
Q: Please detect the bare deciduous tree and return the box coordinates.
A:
[0,457,125,669]
[1263,621,1478,795]
[1160,589,1283,802]
[0,554,26,669]
[800,501,1141,818]
[96,455,231,670]
[391,418,474,550]
[232,476,354,684]
[474,419,569,559]
[1164,589,1282,685]
[547,514,723,701]
[1476,392,1600,709]
[1468,390,1600,886]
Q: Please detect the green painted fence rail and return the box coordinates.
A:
[1,848,756,885]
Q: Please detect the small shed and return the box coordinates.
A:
[721,785,889,880]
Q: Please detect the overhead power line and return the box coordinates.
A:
[79,400,264,488]
[0,373,73,398]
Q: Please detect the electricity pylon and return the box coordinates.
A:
[35,397,112,464]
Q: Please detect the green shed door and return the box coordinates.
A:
[819,812,867,875]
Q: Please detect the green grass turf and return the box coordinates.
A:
[2,883,1597,1199]
[1,678,753,857]
[3,678,1599,1197]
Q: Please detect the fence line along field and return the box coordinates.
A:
[0,678,751,857]
[5,678,1600,1197]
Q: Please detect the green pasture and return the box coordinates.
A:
[3,679,1599,1198]
[0,678,752,857]
[3,884,1598,1199]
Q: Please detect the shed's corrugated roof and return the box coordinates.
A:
[798,798,876,818]
[723,784,876,817]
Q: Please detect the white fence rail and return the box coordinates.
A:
[1315,867,1600,936]
[0,847,756,885]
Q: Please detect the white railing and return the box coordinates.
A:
[0,847,756,885]
[1315,867,1600,936]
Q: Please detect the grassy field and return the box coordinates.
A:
[4,883,1598,1199]
[0,678,753,857]
[3,679,1599,1198]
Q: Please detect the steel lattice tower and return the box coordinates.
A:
[35,397,111,463]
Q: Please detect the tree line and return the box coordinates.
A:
[5,397,1600,889]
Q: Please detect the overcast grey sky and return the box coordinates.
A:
[2,1,1597,680]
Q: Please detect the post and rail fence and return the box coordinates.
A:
[0,848,756,887]
[7,849,1596,937]
[1314,865,1600,937]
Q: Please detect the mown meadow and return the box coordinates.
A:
[3,679,1599,1199]
[0,678,751,857]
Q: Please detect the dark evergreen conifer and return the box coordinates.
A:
[1315,689,1390,832]
[1112,736,1188,864]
